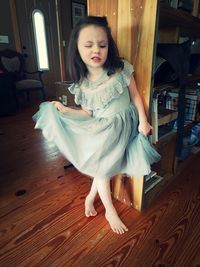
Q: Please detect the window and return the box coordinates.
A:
[32,9,49,70]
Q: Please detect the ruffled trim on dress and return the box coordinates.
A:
[120,59,134,86]
[68,79,124,110]
[68,60,134,111]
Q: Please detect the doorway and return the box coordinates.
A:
[15,0,61,98]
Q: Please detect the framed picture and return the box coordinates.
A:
[72,2,86,28]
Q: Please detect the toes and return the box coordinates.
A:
[119,228,124,234]
[123,226,128,232]
[117,228,122,235]
[120,228,125,234]
[112,228,119,234]
[85,208,97,217]
[105,211,128,234]
[112,226,128,234]
[121,223,128,232]
[112,227,122,235]
[85,212,90,217]
[90,211,97,216]
[122,226,128,233]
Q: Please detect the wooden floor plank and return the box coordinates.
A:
[0,105,200,267]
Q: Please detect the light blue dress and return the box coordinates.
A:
[33,60,160,179]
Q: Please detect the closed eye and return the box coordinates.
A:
[84,44,107,48]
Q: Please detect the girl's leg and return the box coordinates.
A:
[95,178,128,234]
[85,178,98,217]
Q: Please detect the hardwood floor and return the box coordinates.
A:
[0,105,200,267]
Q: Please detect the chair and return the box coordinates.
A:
[0,49,46,105]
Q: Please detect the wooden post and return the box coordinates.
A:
[111,175,144,211]
[87,0,158,211]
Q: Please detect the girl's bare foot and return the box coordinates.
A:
[105,209,128,234]
[85,196,97,217]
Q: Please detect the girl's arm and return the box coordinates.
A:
[128,76,152,136]
[51,101,92,116]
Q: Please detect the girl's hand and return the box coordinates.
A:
[138,120,153,136]
[51,101,68,113]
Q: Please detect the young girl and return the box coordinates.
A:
[33,16,160,235]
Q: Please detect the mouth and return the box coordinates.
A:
[91,56,101,63]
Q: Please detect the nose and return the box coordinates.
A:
[93,45,100,53]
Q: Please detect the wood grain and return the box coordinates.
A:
[87,0,118,41]
[0,104,200,266]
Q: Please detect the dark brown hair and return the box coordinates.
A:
[67,16,124,83]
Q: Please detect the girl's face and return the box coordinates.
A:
[77,25,108,72]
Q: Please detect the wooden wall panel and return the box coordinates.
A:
[88,0,158,111]
[87,0,118,41]
[117,0,143,64]
[117,0,133,61]
[134,0,158,111]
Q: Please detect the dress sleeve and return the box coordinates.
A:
[120,60,134,86]
[68,83,76,94]
[68,83,82,106]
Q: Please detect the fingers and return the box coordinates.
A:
[51,101,58,107]
[138,123,153,136]
[51,101,63,111]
